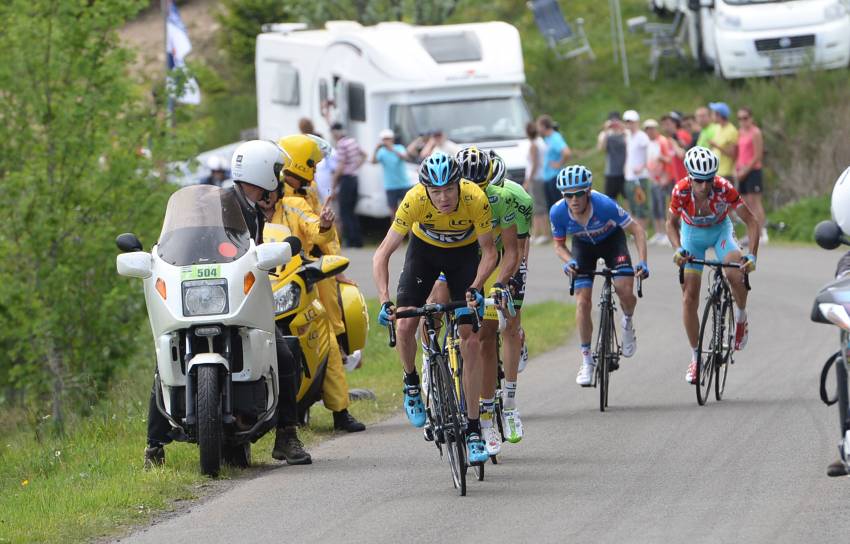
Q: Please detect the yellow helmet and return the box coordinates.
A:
[338,282,369,353]
[277,134,325,182]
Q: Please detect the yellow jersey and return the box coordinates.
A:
[391,181,493,248]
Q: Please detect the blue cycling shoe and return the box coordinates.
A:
[466,433,489,464]
[403,384,426,428]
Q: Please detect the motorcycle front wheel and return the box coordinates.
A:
[196,366,223,477]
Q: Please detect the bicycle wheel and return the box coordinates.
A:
[696,297,717,406]
[594,303,611,412]
[492,396,503,465]
[715,295,735,401]
[435,355,467,496]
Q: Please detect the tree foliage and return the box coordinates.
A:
[0,0,176,429]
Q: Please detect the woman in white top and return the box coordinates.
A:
[523,121,549,244]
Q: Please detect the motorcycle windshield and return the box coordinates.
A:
[157,185,251,266]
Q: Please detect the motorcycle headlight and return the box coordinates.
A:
[819,303,850,331]
[182,279,229,317]
[274,283,301,316]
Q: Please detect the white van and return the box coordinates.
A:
[255,21,532,217]
[683,0,850,78]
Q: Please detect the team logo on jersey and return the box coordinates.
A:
[450,219,471,227]
[488,195,499,204]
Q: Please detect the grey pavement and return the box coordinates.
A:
[121,243,850,544]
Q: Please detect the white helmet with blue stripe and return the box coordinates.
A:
[556,165,592,193]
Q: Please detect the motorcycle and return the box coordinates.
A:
[116,185,298,476]
[263,222,368,426]
[812,220,850,476]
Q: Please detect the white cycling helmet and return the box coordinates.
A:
[684,146,719,181]
[230,140,289,192]
[831,166,850,235]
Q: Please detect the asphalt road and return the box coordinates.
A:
[121,243,850,544]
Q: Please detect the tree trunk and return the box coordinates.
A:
[46,338,64,433]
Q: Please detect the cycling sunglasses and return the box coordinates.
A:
[690,176,713,184]
[562,190,589,199]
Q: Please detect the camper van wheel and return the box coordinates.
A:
[223,442,251,468]
[197,366,223,477]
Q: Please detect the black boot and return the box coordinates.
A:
[272,426,312,465]
[143,445,165,469]
[333,409,366,432]
[827,458,848,477]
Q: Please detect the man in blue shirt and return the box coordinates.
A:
[537,114,572,211]
[550,165,649,386]
[372,129,413,214]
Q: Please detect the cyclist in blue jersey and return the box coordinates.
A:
[550,165,649,386]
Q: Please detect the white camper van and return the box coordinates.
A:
[682,0,850,78]
[255,21,532,218]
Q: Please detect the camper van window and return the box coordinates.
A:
[390,97,529,145]
[319,79,328,108]
[419,32,483,63]
[348,83,366,122]
[273,63,300,106]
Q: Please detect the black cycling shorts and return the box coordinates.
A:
[397,235,480,311]
[510,257,528,308]
[571,228,633,290]
[738,169,763,195]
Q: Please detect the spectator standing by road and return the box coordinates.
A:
[331,122,366,248]
[707,101,738,180]
[597,112,628,203]
[372,129,413,216]
[415,129,459,160]
[682,114,699,149]
[694,106,717,149]
[735,107,768,243]
[661,112,691,181]
[644,119,673,246]
[537,114,571,212]
[524,121,550,245]
[623,109,650,231]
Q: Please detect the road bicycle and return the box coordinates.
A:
[388,300,478,496]
[570,269,643,412]
[678,259,750,406]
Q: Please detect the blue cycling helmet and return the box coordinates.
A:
[556,165,593,193]
[419,151,461,187]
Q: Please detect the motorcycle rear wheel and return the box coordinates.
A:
[197,366,223,477]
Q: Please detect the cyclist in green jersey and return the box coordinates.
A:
[486,151,533,445]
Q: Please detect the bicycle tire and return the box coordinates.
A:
[715,295,734,400]
[436,354,467,496]
[597,305,610,413]
[696,296,716,406]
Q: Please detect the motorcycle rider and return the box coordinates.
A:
[144,140,312,468]
[267,134,366,433]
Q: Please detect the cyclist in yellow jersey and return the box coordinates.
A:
[373,151,498,465]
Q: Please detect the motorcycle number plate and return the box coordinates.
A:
[181,264,222,280]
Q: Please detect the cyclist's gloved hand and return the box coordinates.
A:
[466,287,485,318]
[741,254,756,273]
[507,276,521,298]
[563,259,578,277]
[635,261,650,279]
[378,301,395,327]
[673,247,690,267]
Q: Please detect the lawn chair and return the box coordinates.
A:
[627,10,687,80]
[528,0,595,61]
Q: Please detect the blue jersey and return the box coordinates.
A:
[550,191,632,244]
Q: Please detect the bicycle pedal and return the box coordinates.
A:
[580,383,593,388]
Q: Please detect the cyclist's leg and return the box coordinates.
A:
[714,218,749,349]
[503,255,527,395]
[681,223,707,381]
[604,229,637,314]
[444,245,484,425]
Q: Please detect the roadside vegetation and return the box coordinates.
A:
[0,299,572,543]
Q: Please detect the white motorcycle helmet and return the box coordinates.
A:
[831,166,850,235]
[230,140,290,192]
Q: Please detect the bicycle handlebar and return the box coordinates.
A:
[386,299,485,347]
[677,259,751,291]
[569,268,645,297]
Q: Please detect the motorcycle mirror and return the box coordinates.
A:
[814,220,844,250]
[284,236,302,256]
[116,232,143,252]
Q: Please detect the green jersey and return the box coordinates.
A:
[501,179,533,238]
[485,183,517,251]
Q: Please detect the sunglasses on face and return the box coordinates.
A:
[690,177,713,184]
[738,115,750,121]
[563,190,588,199]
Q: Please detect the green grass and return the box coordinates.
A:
[767,195,830,243]
[0,298,571,544]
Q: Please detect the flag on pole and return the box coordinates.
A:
[166,2,201,105]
